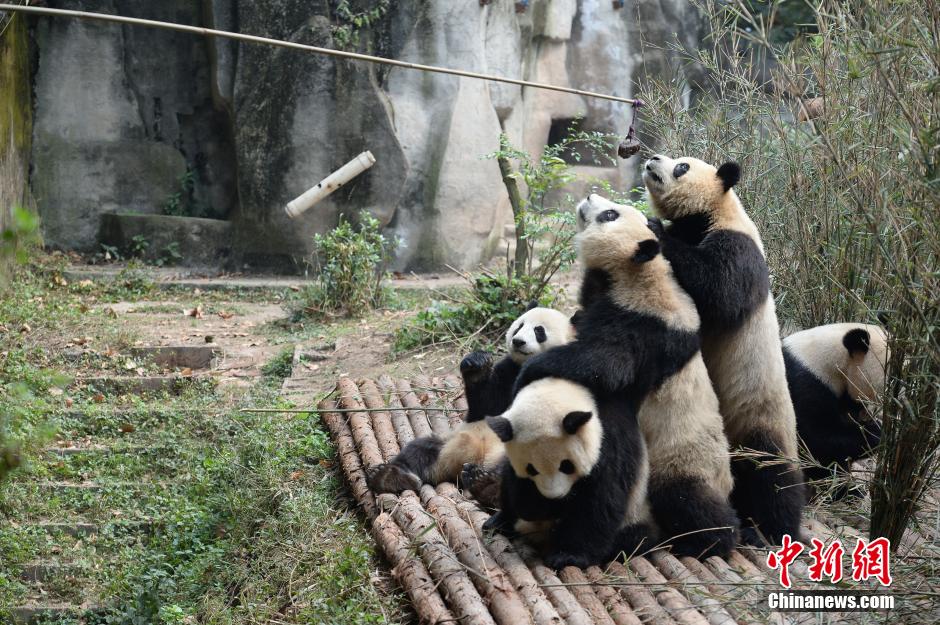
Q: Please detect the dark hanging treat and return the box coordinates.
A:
[617,99,645,160]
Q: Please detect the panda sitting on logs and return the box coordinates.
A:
[365,306,574,494]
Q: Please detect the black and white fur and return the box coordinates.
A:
[784,323,888,499]
[643,154,804,546]
[575,194,738,559]
[365,307,573,494]
[483,377,654,569]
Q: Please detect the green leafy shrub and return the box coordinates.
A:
[296,211,394,319]
[639,0,939,550]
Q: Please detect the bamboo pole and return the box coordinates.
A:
[0,4,641,106]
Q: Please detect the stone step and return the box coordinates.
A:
[33,519,153,538]
[20,560,82,583]
[129,345,218,370]
[11,603,102,625]
[75,373,210,395]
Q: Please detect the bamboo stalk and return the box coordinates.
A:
[524,558,597,625]
[558,567,617,625]
[379,374,416,446]
[359,378,400,461]
[443,375,469,429]
[391,491,497,625]
[397,378,435,438]
[422,487,535,625]
[439,483,565,625]
[241,406,467,414]
[317,397,377,519]
[337,377,385,469]
[648,552,737,625]
[372,512,455,625]
[628,557,710,625]
[415,374,453,438]
[604,561,678,625]
[584,566,644,625]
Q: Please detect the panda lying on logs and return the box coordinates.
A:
[365,306,574,494]
[784,323,888,499]
[643,154,805,546]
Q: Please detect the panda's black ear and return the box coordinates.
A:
[843,328,871,358]
[570,310,583,327]
[562,411,592,435]
[486,416,514,442]
[716,162,741,192]
[525,300,539,312]
[632,239,661,264]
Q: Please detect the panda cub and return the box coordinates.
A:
[365,306,573,494]
[576,194,738,559]
[784,323,888,499]
[484,377,653,569]
[643,154,804,546]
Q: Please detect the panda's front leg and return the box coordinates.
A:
[460,350,495,423]
[544,488,620,569]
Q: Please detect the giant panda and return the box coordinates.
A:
[573,194,738,558]
[783,323,889,499]
[483,377,654,570]
[643,154,805,546]
[490,198,735,559]
[365,306,574,494]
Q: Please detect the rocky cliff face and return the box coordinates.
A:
[0,10,32,237]
[26,0,703,272]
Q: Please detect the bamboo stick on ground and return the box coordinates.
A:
[422,487,536,625]
[709,554,798,625]
[605,561,678,625]
[379,374,416,447]
[558,566,617,625]
[337,377,385,469]
[415,374,453,438]
[443,374,469,429]
[584,566,644,625]
[359,378,400,461]
[648,551,737,625]
[439,483,565,625]
[677,557,764,625]
[628,557,710,625]
[524,558,597,625]
[317,397,378,520]
[397,378,435,438]
[391,491,497,625]
[372,511,455,625]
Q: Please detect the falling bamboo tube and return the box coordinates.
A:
[284,150,376,218]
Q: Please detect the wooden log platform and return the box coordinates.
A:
[318,376,940,625]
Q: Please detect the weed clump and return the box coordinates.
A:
[295,211,394,319]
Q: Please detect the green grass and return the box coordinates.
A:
[0,256,406,624]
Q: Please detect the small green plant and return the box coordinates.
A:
[296,211,394,319]
[262,347,294,380]
[163,169,207,218]
[99,243,123,262]
[108,260,155,298]
[0,205,39,286]
[330,0,390,50]
[129,234,150,258]
[155,242,183,267]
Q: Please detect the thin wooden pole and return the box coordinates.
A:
[0,4,640,106]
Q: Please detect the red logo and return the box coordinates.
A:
[766,534,804,588]
[808,537,845,583]
[766,535,893,588]
[851,537,893,586]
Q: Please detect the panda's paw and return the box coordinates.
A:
[460,351,494,383]
[460,463,502,509]
[482,510,517,537]
[365,463,421,494]
[545,551,591,571]
[647,216,666,239]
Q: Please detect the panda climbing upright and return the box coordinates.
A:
[643,154,805,546]
[365,306,574,494]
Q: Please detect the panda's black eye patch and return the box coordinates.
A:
[526,463,539,477]
[511,323,522,338]
[596,209,619,223]
[673,162,690,178]
[534,326,547,343]
[559,459,575,474]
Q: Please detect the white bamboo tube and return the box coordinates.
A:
[285,151,376,219]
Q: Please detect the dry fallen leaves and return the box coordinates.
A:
[183,305,204,319]
[217,310,234,320]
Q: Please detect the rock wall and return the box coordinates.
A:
[25,0,703,272]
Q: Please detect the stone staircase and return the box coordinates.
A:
[4,345,218,623]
